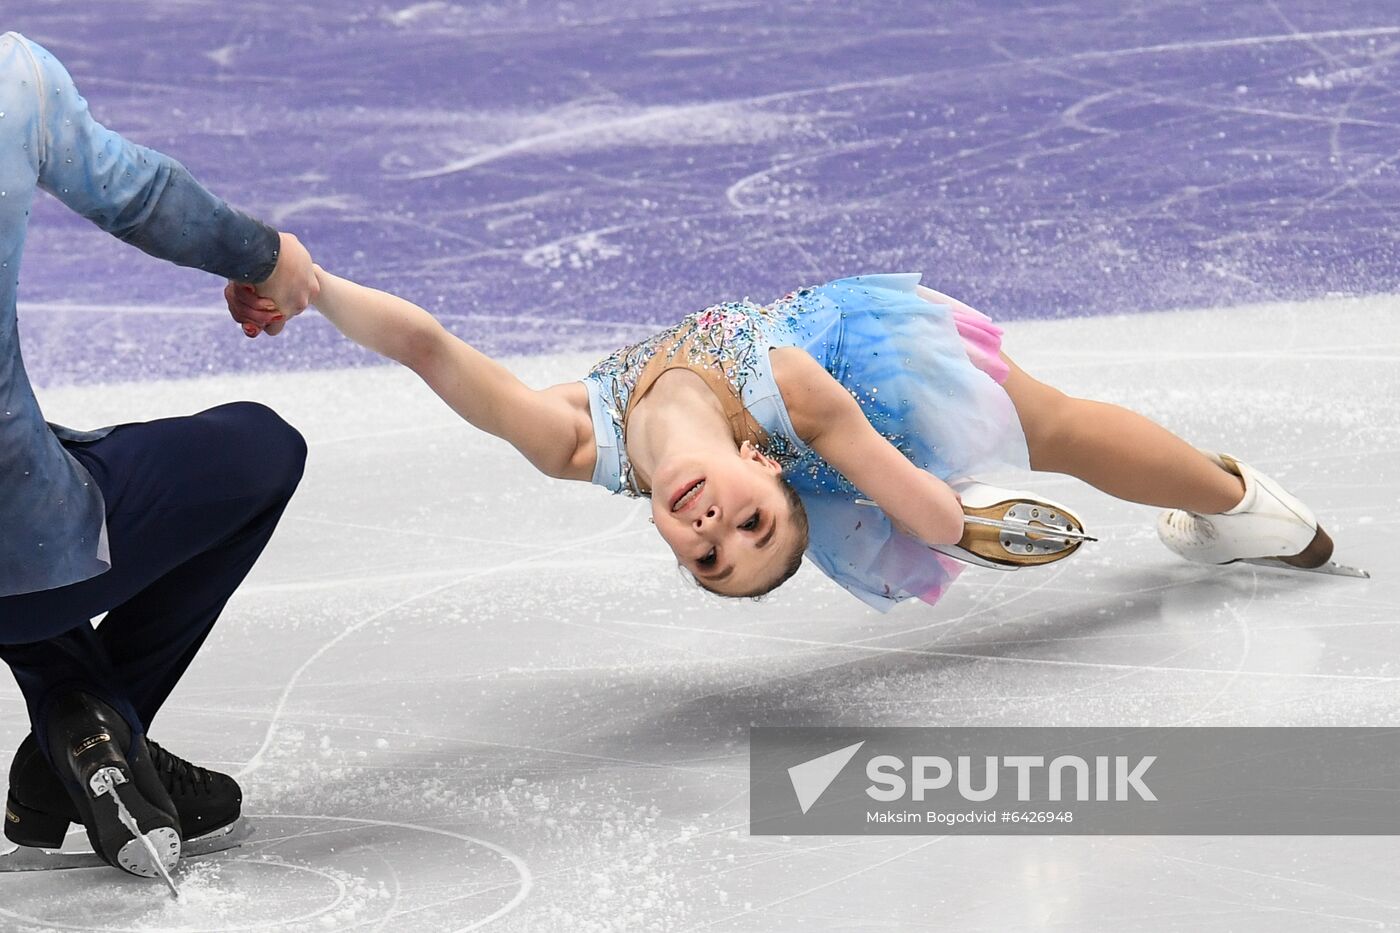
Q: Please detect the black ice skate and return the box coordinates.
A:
[5,732,243,850]
[1,693,180,894]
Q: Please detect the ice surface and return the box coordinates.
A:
[2,297,1396,931]
[7,0,1400,384]
[3,0,1400,927]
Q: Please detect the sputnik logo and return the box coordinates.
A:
[787,741,865,814]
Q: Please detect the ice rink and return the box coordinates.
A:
[5,300,1397,931]
[3,1,1400,930]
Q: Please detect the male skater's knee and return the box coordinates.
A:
[245,403,307,497]
[210,401,307,500]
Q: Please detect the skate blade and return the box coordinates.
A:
[186,818,254,855]
[958,501,1089,568]
[857,497,1091,570]
[1239,557,1371,579]
[963,514,1099,544]
[91,767,180,897]
[929,542,1019,571]
[854,498,1098,544]
[0,819,253,873]
[115,826,180,887]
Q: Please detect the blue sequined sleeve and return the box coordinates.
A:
[21,35,280,283]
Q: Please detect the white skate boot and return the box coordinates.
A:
[934,481,1095,571]
[1156,453,1368,578]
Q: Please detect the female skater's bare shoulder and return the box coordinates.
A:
[533,380,597,481]
[770,346,844,445]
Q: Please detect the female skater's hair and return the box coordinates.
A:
[690,476,810,599]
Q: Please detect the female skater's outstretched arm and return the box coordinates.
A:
[309,268,596,481]
[241,268,967,550]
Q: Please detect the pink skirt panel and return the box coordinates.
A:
[917,285,1011,385]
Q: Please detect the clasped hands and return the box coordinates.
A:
[224,232,317,338]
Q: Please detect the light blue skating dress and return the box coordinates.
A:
[580,273,1030,611]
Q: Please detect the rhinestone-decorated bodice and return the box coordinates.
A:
[584,292,812,496]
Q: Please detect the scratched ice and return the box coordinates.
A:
[2,1,1399,930]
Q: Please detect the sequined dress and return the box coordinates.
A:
[580,273,1030,611]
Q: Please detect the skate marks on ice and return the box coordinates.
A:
[0,816,529,932]
[12,1,1400,385]
[1,299,1397,930]
[234,507,647,783]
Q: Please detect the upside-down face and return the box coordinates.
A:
[648,442,803,597]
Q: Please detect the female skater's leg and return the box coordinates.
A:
[997,353,1244,513]
[995,352,1353,572]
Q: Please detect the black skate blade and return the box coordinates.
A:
[0,818,253,873]
[1239,557,1371,579]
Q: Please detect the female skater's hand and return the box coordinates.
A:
[226,232,318,337]
[224,282,279,337]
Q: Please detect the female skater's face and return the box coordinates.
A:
[650,443,796,596]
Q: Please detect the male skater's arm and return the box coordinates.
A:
[13,33,315,318]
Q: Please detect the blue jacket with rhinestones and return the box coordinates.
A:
[0,33,280,597]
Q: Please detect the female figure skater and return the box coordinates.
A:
[231,271,1348,610]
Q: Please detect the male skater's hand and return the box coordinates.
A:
[225,232,318,337]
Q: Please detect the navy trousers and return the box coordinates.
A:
[0,402,306,758]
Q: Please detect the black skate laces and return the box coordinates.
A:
[146,740,215,796]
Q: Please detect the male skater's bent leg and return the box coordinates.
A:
[0,401,305,864]
[82,402,307,726]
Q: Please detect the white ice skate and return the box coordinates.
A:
[926,481,1095,571]
[1156,453,1368,578]
[856,482,1093,570]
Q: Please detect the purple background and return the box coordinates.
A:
[10,2,1400,385]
